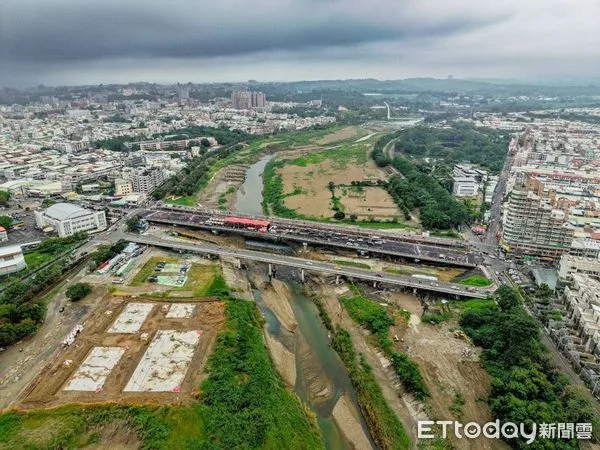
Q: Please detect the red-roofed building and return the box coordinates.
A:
[0,226,7,242]
[224,217,271,232]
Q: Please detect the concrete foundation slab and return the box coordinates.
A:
[64,347,125,392]
[124,330,202,392]
[108,303,154,334]
[166,303,196,319]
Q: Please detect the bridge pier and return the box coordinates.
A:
[301,269,305,283]
[335,275,340,285]
[302,242,308,252]
[236,258,242,269]
[373,281,377,288]
[268,263,273,277]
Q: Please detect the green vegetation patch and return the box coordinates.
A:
[460,286,600,446]
[165,195,197,206]
[459,275,492,287]
[334,259,371,269]
[341,292,428,400]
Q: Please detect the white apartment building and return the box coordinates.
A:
[127,168,165,193]
[34,203,107,237]
[0,245,27,275]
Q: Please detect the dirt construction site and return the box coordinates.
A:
[18,295,225,409]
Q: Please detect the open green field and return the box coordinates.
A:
[23,251,55,270]
[0,299,323,449]
[165,195,197,206]
[459,275,492,287]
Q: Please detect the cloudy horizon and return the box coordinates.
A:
[1,0,599,87]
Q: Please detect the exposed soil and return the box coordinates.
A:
[196,164,248,209]
[264,331,297,387]
[84,419,141,450]
[331,394,374,450]
[314,127,361,145]
[312,282,420,443]
[17,296,226,409]
[280,158,388,218]
[0,266,108,411]
[402,316,505,450]
[338,186,401,220]
[255,277,298,333]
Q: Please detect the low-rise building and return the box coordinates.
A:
[0,226,7,242]
[452,164,487,197]
[0,245,27,275]
[34,202,107,237]
[563,274,600,357]
[115,179,133,196]
[559,254,600,282]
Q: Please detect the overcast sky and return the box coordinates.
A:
[1,0,599,87]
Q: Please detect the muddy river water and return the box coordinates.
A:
[234,154,275,215]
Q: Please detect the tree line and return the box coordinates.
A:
[152,143,243,199]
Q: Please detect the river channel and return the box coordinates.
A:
[234,154,275,215]
[253,280,375,449]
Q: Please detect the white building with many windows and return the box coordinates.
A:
[34,203,107,237]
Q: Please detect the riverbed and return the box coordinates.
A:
[251,270,374,450]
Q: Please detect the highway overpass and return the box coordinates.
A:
[125,233,492,299]
[144,208,477,268]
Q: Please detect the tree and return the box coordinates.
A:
[0,190,10,206]
[327,181,335,192]
[497,285,521,311]
[349,214,358,222]
[126,215,142,232]
[0,215,12,230]
[333,211,345,220]
[200,138,211,148]
[65,283,92,302]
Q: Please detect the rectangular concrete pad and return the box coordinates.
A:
[108,303,154,334]
[124,330,202,392]
[166,303,196,318]
[64,347,125,392]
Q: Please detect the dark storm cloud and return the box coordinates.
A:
[1,0,506,62]
[0,0,597,85]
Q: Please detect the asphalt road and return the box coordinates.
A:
[144,208,477,267]
[121,232,492,298]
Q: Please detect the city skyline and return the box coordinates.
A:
[1,0,599,87]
